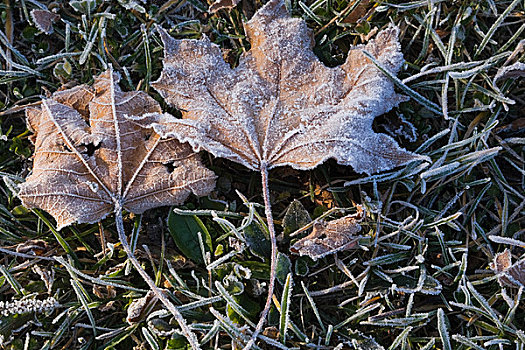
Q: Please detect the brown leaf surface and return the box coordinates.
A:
[126,290,159,324]
[131,0,428,175]
[290,205,364,260]
[19,70,216,229]
[30,9,59,35]
[490,249,525,288]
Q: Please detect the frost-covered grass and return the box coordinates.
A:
[0,0,524,349]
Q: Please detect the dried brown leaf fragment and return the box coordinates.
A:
[127,290,160,324]
[30,9,60,35]
[290,205,364,260]
[490,249,525,288]
[209,0,241,13]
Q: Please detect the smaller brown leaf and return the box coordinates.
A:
[99,300,117,312]
[490,249,525,288]
[341,0,372,24]
[19,69,216,229]
[290,205,364,260]
[126,290,160,324]
[261,326,279,340]
[30,9,60,35]
[16,239,48,256]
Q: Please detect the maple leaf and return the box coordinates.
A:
[19,69,216,349]
[290,205,364,261]
[137,3,427,175]
[19,69,216,229]
[129,0,428,347]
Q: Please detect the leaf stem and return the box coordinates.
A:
[243,163,278,349]
[115,208,201,350]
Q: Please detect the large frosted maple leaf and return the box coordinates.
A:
[132,0,427,175]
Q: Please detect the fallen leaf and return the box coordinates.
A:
[30,9,60,35]
[99,300,116,312]
[126,290,159,324]
[490,249,525,288]
[261,326,279,340]
[137,0,427,175]
[19,69,216,230]
[341,0,372,24]
[19,69,215,349]
[290,205,364,260]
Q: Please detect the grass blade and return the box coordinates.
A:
[437,309,451,350]
[279,273,293,344]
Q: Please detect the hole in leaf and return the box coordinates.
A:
[81,142,101,157]
[143,132,152,141]
[164,161,178,173]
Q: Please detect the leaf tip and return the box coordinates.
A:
[246,0,288,29]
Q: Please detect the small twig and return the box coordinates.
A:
[98,222,107,255]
